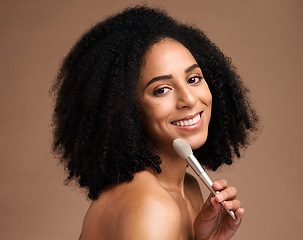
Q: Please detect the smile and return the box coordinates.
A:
[171,113,201,127]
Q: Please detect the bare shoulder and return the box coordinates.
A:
[79,171,181,240]
[184,172,204,210]
[118,172,181,239]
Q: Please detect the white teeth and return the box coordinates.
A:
[172,113,200,127]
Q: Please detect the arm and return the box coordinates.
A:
[194,179,244,240]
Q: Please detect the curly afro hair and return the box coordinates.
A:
[51,5,259,200]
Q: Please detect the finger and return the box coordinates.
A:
[194,196,224,240]
[223,207,244,237]
[197,195,221,222]
[213,179,227,191]
[223,199,242,211]
[215,186,237,202]
[235,208,245,221]
[232,208,244,226]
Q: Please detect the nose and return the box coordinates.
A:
[176,86,197,109]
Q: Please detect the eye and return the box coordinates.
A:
[188,75,203,84]
[153,87,171,96]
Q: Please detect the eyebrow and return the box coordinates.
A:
[185,63,200,73]
[143,63,200,90]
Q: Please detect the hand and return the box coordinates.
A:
[193,179,244,240]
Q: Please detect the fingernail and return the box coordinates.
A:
[225,202,231,208]
[239,208,245,216]
[214,182,220,188]
[235,208,244,222]
[216,193,223,201]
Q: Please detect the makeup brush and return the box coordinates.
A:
[173,138,236,220]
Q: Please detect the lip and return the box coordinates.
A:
[171,112,203,131]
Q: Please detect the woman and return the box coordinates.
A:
[51,6,258,239]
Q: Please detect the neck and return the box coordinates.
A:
[153,147,188,196]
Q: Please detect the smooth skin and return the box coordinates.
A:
[79,38,244,240]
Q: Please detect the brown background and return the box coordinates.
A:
[1,0,302,239]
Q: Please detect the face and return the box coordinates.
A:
[136,38,212,153]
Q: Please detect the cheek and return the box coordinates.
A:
[202,87,212,107]
[142,104,165,124]
[208,92,212,107]
[206,91,212,116]
[140,100,172,130]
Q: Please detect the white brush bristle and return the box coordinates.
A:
[173,139,193,159]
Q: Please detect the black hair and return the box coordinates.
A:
[51,5,259,200]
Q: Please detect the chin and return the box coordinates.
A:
[190,140,207,150]
[183,133,208,151]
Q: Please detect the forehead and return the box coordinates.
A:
[140,38,197,76]
[145,38,194,62]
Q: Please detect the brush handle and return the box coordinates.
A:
[186,154,236,220]
[198,172,236,220]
